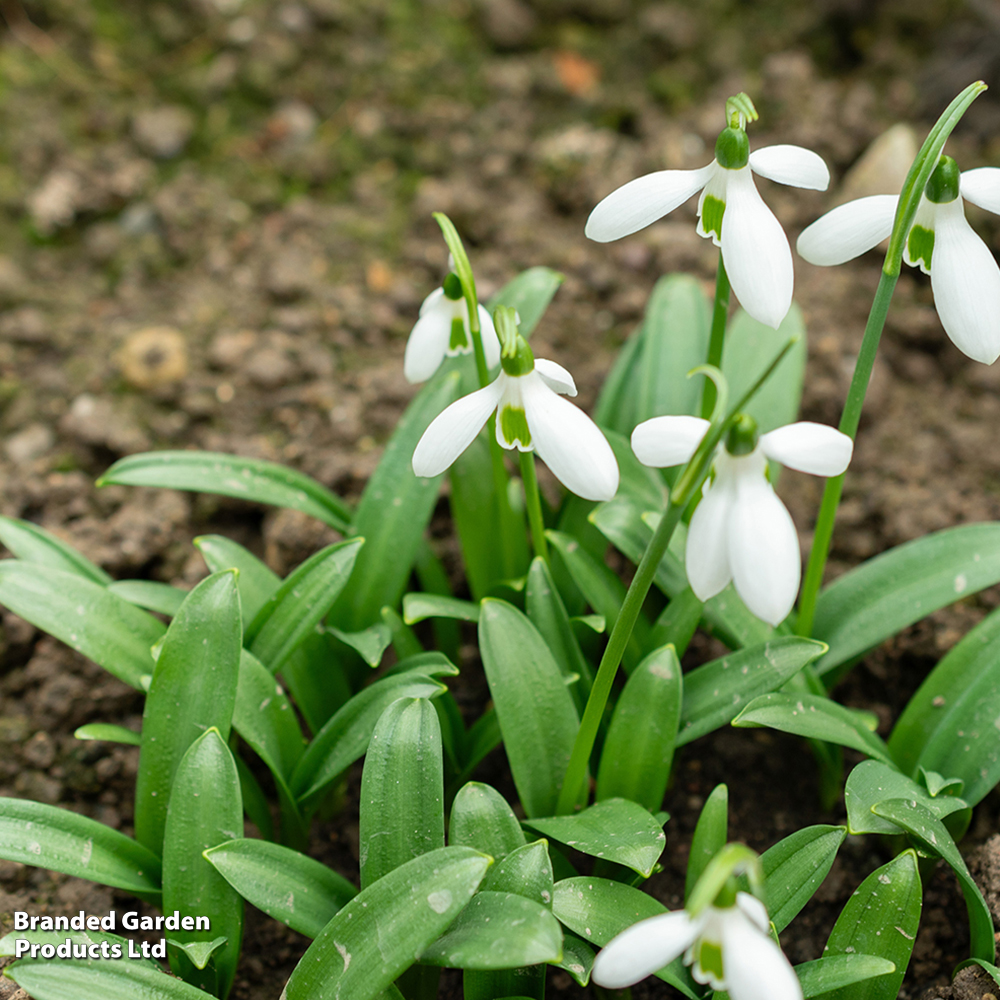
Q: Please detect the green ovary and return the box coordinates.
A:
[908,225,934,271]
[449,317,469,351]
[701,195,726,241]
[500,405,531,448]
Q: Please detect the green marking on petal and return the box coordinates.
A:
[907,225,934,271]
[500,405,531,448]
[695,939,724,984]
[449,317,469,351]
[701,195,726,241]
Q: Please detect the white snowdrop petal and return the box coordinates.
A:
[930,199,1000,364]
[418,286,445,317]
[585,164,715,243]
[412,380,504,477]
[404,308,452,384]
[522,376,619,501]
[796,195,898,266]
[477,305,502,369]
[592,912,700,989]
[631,415,710,468]
[722,917,802,1000]
[735,893,771,935]
[960,167,1000,216]
[759,422,853,476]
[686,472,736,601]
[749,145,830,191]
[534,357,578,396]
[728,470,801,627]
[721,167,793,329]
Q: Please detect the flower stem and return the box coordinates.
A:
[795,268,898,637]
[700,253,731,420]
[519,450,548,564]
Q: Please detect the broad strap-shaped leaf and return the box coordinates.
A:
[449,782,527,859]
[872,798,994,962]
[279,631,354,737]
[593,314,643,435]
[403,593,481,624]
[795,955,896,998]
[162,729,244,998]
[0,929,161,968]
[478,599,580,818]
[195,534,280,622]
[135,571,242,856]
[820,850,922,1000]
[481,840,554,908]
[677,637,826,745]
[486,266,564,338]
[98,450,352,532]
[0,515,112,584]
[685,784,727,902]
[205,839,356,939]
[107,580,188,616]
[331,372,461,630]
[732,692,894,766]
[0,561,164,688]
[555,932,595,987]
[603,429,667,513]
[282,846,491,1000]
[359,698,445,888]
[246,538,364,674]
[74,723,141,746]
[813,523,1000,680]
[0,797,161,897]
[650,587,702,658]
[889,603,1000,805]
[596,645,681,811]
[291,670,447,806]
[328,623,393,668]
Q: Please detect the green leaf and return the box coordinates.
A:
[107,580,188,616]
[279,631,353,736]
[327,623,393,668]
[872,798,994,962]
[486,266,564,338]
[596,645,681,811]
[551,877,699,1000]
[283,846,491,1000]
[732,692,894,766]
[685,784,727,902]
[6,957,216,1000]
[247,538,364,674]
[291,670,447,806]
[162,729,244,998]
[194,534,280,623]
[169,937,227,971]
[844,760,969,837]
[360,698,445,888]
[420,891,562,969]
[205,838,356,939]
[73,723,141,746]
[677,638,827,745]
[403,593,481,624]
[449,782,527,859]
[795,955,896,998]
[479,599,581,818]
[889,604,1000,805]
[0,798,161,896]
[0,516,111,584]
[757,825,846,933]
[0,562,164,689]
[554,932,595,987]
[602,430,668,512]
[0,929,160,969]
[820,850,922,1000]
[481,840,554,908]
[135,571,243,856]
[524,799,665,879]
[813,524,1000,680]
[98,451,352,532]
[956,958,1000,988]
[594,322,643,436]
[332,373,461,630]
[234,754,275,842]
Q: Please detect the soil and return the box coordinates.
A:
[2,1,1000,998]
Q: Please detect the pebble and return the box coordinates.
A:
[265,246,315,299]
[118,326,189,388]
[131,106,196,160]
[476,0,537,47]
[836,123,918,203]
[4,423,54,465]
[0,306,50,344]
[246,346,298,388]
[27,168,81,234]
[210,329,259,369]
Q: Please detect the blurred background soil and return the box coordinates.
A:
[2,0,1000,997]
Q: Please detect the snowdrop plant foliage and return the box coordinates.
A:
[797,155,1000,363]
[586,93,830,329]
[632,414,853,625]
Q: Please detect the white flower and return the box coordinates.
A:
[592,892,802,1000]
[404,285,501,384]
[631,416,853,626]
[412,350,619,502]
[586,128,829,329]
[797,158,1000,364]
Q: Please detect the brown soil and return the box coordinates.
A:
[2,1,1000,998]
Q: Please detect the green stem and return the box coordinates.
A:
[519,451,548,564]
[795,269,898,637]
[487,416,521,579]
[700,254,731,419]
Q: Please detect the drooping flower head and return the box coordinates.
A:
[412,306,619,501]
[631,413,853,625]
[586,93,830,330]
[797,155,1000,364]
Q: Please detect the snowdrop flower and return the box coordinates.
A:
[404,273,500,383]
[592,892,801,1000]
[412,318,619,501]
[631,414,852,625]
[586,99,829,330]
[797,155,1000,364]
